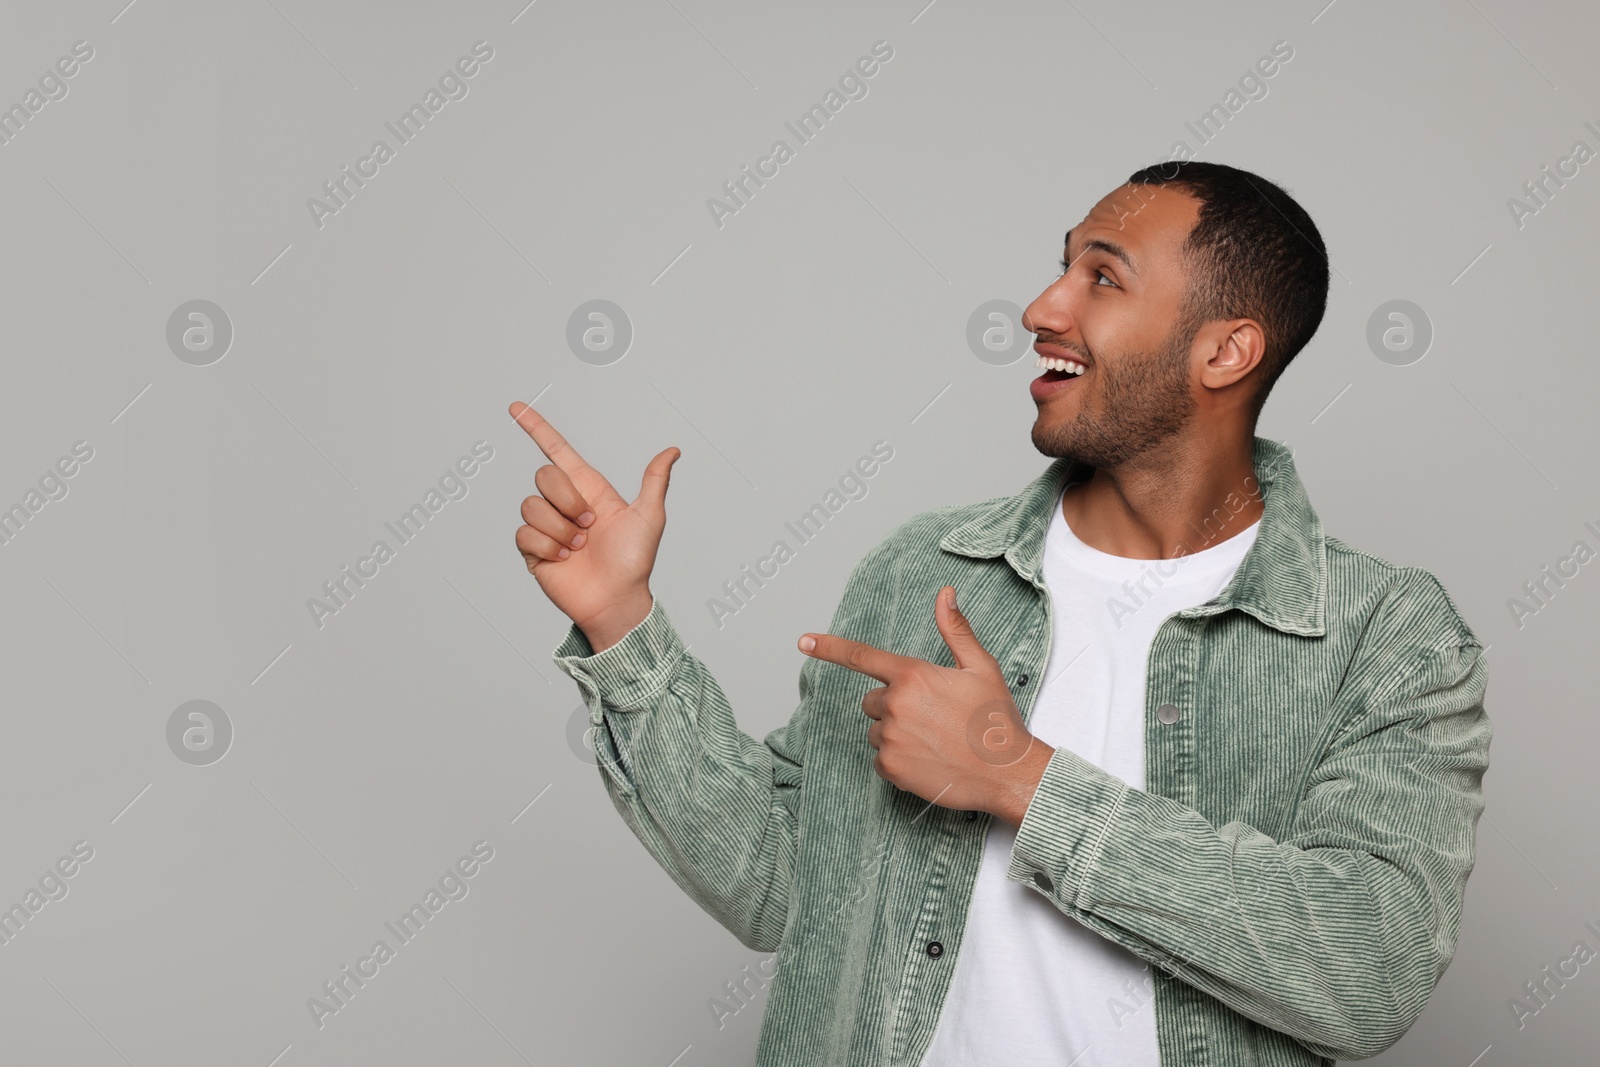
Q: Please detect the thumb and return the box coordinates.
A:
[635,446,681,512]
[935,586,996,672]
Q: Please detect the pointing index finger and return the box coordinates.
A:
[798,632,912,685]
[508,401,590,475]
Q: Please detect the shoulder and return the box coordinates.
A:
[847,495,1008,576]
[1324,534,1480,652]
[821,497,1013,642]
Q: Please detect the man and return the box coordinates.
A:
[510,160,1491,1066]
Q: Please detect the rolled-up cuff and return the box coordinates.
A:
[1005,745,1129,911]
[551,596,685,712]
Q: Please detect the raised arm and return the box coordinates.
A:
[510,400,856,951]
[549,595,823,952]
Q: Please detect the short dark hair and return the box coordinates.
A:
[1125,161,1329,420]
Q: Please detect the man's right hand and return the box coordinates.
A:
[509,401,681,653]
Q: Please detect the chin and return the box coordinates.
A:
[1029,420,1075,461]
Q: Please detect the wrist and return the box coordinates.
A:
[988,737,1055,827]
[579,589,654,654]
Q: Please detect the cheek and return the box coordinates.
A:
[1073,297,1138,354]
[1093,311,1179,372]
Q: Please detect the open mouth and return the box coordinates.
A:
[1035,354,1085,382]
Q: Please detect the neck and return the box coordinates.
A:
[1058,427,1264,560]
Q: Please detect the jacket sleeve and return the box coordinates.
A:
[550,549,882,954]
[1004,578,1493,1060]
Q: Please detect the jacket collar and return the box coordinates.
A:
[938,437,1327,637]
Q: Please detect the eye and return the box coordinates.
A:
[1059,258,1119,288]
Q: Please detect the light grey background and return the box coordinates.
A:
[0,0,1593,1063]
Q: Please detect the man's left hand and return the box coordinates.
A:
[797,585,1055,826]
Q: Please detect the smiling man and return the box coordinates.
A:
[515,161,1492,1066]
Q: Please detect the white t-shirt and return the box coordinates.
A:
[919,485,1260,1066]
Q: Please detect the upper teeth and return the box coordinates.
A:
[1036,355,1085,376]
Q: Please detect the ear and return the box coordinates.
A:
[1198,318,1266,391]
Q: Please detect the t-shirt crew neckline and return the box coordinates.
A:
[1051,484,1262,581]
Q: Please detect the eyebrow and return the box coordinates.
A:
[1063,227,1139,277]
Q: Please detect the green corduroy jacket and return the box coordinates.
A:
[552,436,1492,1066]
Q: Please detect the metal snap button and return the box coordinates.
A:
[1156,702,1181,724]
[926,940,944,958]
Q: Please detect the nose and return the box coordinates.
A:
[1022,273,1075,341]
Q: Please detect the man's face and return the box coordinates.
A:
[1024,183,1206,469]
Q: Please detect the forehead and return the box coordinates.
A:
[1065,183,1200,273]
